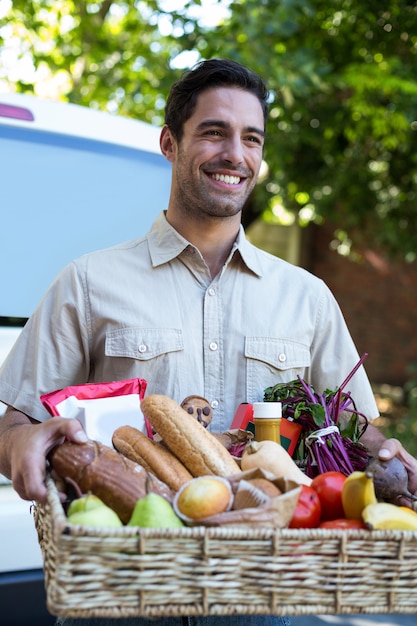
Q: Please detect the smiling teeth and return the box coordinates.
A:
[212,173,241,185]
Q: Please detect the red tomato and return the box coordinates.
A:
[311,471,346,521]
[319,518,366,530]
[289,484,322,528]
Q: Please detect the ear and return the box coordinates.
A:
[160,125,177,163]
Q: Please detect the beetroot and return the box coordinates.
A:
[367,456,417,502]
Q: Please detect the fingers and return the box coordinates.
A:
[11,417,88,503]
[42,417,88,453]
[11,452,48,503]
[378,438,417,499]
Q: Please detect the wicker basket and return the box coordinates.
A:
[34,475,417,619]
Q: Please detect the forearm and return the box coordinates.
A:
[0,406,34,479]
[359,422,388,457]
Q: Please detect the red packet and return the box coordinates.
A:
[231,403,255,434]
[40,378,147,447]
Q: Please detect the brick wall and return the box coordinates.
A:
[307,223,417,387]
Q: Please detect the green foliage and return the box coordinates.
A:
[375,365,417,457]
[1,0,417,260]
[0,0,182,123]
[210,0,417,262]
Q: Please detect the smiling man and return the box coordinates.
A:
[1,58,417,626]
[160,72,266,278]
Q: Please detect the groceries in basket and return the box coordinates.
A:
[46,389,302,529]
[42,375,417,532]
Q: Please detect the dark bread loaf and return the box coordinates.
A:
[48,439,173,524]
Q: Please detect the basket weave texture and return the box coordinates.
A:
[34,475,417,618]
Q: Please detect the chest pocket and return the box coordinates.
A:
[245,336,311,401]
[105,327,184,389]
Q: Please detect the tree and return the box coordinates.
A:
[0,0,184,123]
[198,0,417,262]
[1,0,416,261]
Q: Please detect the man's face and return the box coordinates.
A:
[169,87,265,220]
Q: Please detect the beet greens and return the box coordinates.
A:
[263,354,371,478]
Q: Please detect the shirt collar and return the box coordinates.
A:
[148,211,263,278]
[147,212,190,265]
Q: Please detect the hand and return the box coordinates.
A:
[7,412,88,504]
[377,438,417,506]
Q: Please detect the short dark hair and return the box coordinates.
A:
[165,58,270,141]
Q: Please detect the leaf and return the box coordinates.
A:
[309,403,326,427]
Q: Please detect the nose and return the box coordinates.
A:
[221,134,244,165]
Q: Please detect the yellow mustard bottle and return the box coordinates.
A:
[253,402,282,444]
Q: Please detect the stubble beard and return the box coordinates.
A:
[174,151,254,222]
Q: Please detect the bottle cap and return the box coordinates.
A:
[252,402,282,418]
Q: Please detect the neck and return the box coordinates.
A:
[165,210,240,278]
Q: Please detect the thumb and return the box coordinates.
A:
[71,425,89,443]
[377,438,417,490]
[378,438,415,468]
[46,416,89,447]
[377,438,403,461]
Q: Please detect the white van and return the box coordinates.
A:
[0,93,170,624]
[0,92,171,404]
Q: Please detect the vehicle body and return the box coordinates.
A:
[0,92,170,624]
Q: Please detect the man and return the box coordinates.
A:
[0,58,416,626]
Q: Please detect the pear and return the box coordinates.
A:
[67,493,107,516]
[67,494,123,527]
[127,493,184,528]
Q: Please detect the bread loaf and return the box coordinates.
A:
[140,394,241,477]
[112,425,193,492]
[48,439,173,524]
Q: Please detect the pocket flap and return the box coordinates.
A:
[106,327,183,361]
[245,337,310,370]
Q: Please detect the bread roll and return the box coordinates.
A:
[112,425,193,492]
[247,477,282,498]
[140,394,241,477]
[48,439,173,524]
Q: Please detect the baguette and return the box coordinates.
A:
[48,439,173,524]
[112,425,193,492]
[140,394,241,477]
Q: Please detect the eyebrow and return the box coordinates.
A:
[196,119,265,138]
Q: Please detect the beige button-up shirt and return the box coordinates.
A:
[0,212,379,431]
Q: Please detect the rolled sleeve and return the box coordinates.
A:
[0,262,91,421]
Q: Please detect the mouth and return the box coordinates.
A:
[209,173,243,186]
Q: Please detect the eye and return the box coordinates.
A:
[246,135,263,145]
[204,129,222,137]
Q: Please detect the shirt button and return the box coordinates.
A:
[209,342,218,351]
[208,288,216,296]
[211,400,219,409]
[278,353,286,363]
[138,344,147,353]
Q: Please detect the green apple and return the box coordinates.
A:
[127,493,184,528]
[67,494,123,527]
